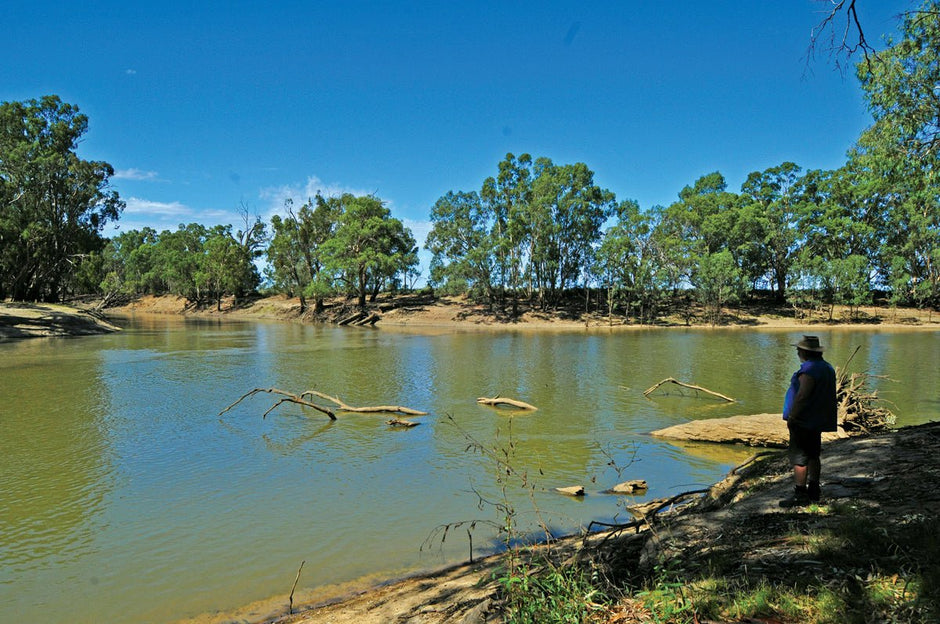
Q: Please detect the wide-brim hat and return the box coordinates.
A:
[793,335,824,352]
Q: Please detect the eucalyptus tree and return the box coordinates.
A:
[857,0,940,161]
[320,194,418,308]
[481,153,532,315]
[655,172,742,306]
[96,227,161,301]
[693,249,747,324]
[151,223,208,300]
[198,225,254,310]
[266,195,339,313]
[425,190,496,301]
[738,162,806,301]
[0,95,123,301]
[594,199,662,322]
[526,158,615,308]
[850,2,940,309]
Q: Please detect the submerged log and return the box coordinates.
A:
[476,396,538,411]
[643,378,736,402]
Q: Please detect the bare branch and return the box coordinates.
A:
[643,378,736,402]
[219,387,337,420]
[806,0,878,76]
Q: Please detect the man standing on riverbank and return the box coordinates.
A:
[780,335,838,508]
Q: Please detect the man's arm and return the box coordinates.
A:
[787,373,816,425]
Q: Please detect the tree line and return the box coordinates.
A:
[2,4,938,319]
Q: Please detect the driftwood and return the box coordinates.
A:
[336,310,380,326]
[605,479,649,495]
[387,418,420,428]
[476,396,538,411]
[219,387,427,421]
[836,370,895,433]
[643,377,736,403]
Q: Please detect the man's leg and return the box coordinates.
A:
[807,457,821,502]
[781,426,811,507]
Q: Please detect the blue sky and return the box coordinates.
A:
[2,1,910,272]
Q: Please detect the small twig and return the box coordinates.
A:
[289,560,305,615]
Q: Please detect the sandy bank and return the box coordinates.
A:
[0,301,120,340]
[107,294,940,332]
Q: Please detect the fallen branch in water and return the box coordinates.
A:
[219,387,428,420]
[476,396,538,411]
[219,387,337,420]
[300,389,428,415]
[643,377,736,402]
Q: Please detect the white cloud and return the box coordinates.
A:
[259,175,376,221]
[125,69,137,75]
[114,168,158,181]
[403,218,432,246]
[124,197,191,216]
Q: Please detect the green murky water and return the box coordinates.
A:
[1,316,937,623]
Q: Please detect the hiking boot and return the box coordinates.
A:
[779,485,810,508]
[808,480,821,503]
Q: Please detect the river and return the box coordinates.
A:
[1,316,937,623]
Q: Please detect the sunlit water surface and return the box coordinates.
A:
[1,315,937,623]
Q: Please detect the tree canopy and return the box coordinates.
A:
[0,95,123,301]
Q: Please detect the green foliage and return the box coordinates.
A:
[595,199,664,323]
[0,95,123,301]
[692,250,746,324]
[430,154,615,314]
[320,194,418,307]
[92,222,263,306]
[266,195,338,312]
[498,560,605,624]
[425,190,494,300]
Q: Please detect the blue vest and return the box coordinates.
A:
[783,358,838,432]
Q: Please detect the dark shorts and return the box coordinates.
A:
[788,424,822,466]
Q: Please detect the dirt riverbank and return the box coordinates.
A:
[3,294,938,339]
[107,293,940,332]
[0,301,120,340]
